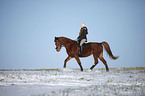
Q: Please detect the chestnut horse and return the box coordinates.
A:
[54,37,118,71]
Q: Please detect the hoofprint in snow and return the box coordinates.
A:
[0,67,145,96]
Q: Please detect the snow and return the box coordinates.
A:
[0,68,145,96]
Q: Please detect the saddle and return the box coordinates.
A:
[78,42,91,56]
[83,42,90,47]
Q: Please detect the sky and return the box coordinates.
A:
[0,0,145,69]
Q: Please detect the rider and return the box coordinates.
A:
[77,22,88,56]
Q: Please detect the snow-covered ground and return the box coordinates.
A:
[0,68,145,96]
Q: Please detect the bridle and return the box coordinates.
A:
[55,39,63,50]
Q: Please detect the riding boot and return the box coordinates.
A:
[79,46,83,56]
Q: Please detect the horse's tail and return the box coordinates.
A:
[101,42,119,60]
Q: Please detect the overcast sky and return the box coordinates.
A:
[0,0,145,69]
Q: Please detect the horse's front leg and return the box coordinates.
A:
[64,56,72,68]
[75,56,83,71]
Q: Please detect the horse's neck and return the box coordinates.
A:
[60,37,75,46]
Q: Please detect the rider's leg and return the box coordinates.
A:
[79,39,86,56]
[80,39,86,46]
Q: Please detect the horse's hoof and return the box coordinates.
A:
[106,70,109,72]
[88,69,92,72]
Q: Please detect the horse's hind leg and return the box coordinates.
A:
[64,56,72,68]
[90,54,99,70]
[99,52,109,72]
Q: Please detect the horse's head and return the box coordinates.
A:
[54,37,62,52]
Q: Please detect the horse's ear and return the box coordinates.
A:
[55,37,58,40]
[55,37,58,42]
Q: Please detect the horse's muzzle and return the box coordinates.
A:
[55,47,58,50]
[55,47,60,52]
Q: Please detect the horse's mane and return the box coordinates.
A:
[59,37,76,42]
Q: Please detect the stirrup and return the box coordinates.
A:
[78,53,82,57]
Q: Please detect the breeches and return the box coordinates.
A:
[80,39,86,46]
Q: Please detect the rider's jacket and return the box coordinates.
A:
[77,27,88,41]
